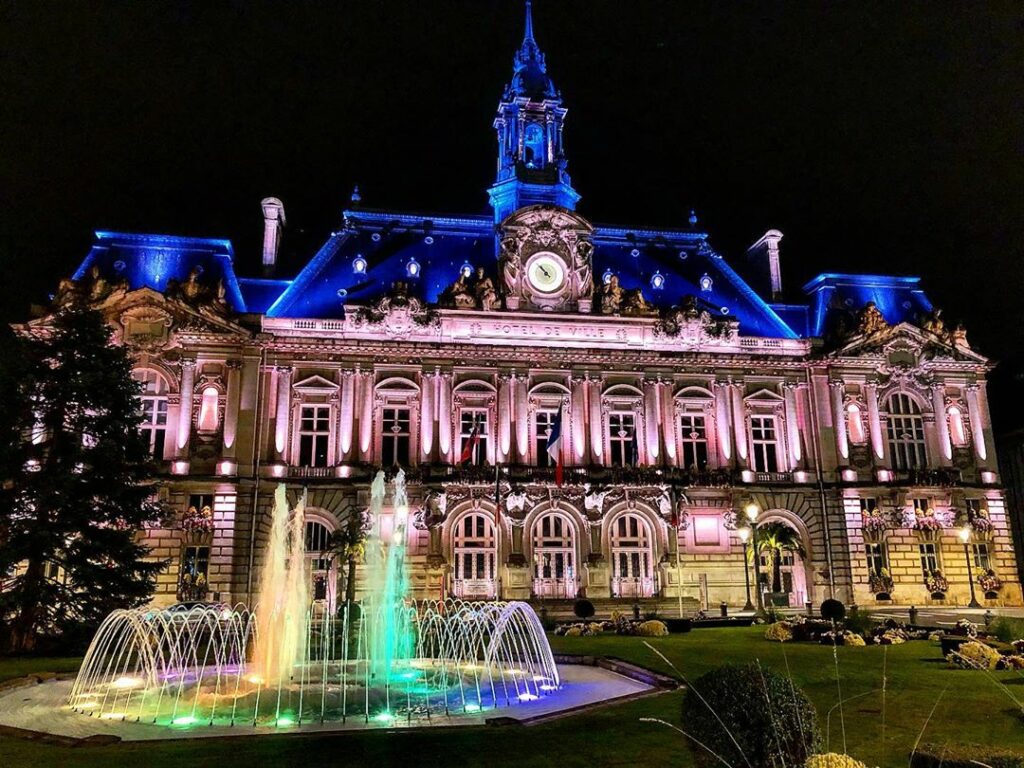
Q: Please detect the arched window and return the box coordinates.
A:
[197,386,220,432]
[523,123,545,168]
[610,513,655,598]
[132,369,168,458]
[847,403,867,445]
[304,519,334,606]
[886,393,927,469]
[531,512,576,599]
[452,513,497,599]
[948,405,968,446]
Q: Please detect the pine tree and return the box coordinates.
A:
[0,303,166,653]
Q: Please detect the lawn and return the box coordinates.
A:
[0,627,1021,768]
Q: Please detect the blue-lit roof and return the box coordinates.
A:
[73,231,247,312]
[260,209,796,337]
[803,273,933,337]
[238,277,292,314]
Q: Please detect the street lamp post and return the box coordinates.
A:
[959,526,982,609]
[745,503,766,617]
[738,526,755,613]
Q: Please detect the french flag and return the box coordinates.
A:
[460,418,481,465]
[546,410,564,486]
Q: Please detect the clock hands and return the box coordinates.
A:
[539,265,552,279]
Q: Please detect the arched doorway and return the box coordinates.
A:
[531,512,577,599]
[452,512,497,599]
[304,518,337,614]
[610,512,655,598]
[754,517,810,608]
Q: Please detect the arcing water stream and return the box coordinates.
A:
[68,472,559,728]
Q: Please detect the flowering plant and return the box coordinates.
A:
[181,504,215,535]
[912,515,944,533]
[978,569,1002,593]
[861,512,889,536]
[868,568,894,595]
[177,570,208,602]
[970,515,994,534]
[951,619,979,638]
[925,569,948,594]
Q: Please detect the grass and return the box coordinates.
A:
[0,627,1021,767]
[0,657,82,683]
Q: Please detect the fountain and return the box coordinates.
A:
[66,472,561,728]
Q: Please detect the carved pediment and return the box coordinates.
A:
[292,374,339,394]
[828,322,988,365]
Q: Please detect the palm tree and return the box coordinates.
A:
[750,522,806,595]
[325,511,369,608]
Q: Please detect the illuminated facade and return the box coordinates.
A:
[32,2,1021,611]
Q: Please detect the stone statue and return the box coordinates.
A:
[88,265,110,301]
[622,287,656,317]
[473,267,499,311]
[599,274,624,314]
[921,308,946,337]
[857,301,889,337]
[54,276,80,306]
[439,273,474,309]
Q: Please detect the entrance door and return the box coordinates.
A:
[532,512,576,599]
[610,513,655,598]
[453,513,497,599]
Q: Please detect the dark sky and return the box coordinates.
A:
[2,1,1023,415]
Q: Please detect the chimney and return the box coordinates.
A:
[746,229,784,302]
[261,197,286,275]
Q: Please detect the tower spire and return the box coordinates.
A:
[523,0,535,47]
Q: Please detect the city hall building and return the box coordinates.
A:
[30,4,1022,612]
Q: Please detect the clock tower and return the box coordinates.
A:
[487,1,580,224]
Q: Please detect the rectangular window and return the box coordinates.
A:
[299,405,331,467]
[965,499,984,520]
[140,397,168,458]
[381,406,411,466]
[972,543,991,571]
[912,497,930,513]
[535,410,557,467]
[459,409,489,465]
[678,414,709,470]
[750,415,779,472]
[865,542,886,576]
[188,494,213,512]
[919,543,939,578]
[179,546,210,601]
[608,412,636,467]
[859,497,878,514]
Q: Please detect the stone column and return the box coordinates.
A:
[571,374,586,464]
[498,373,513,462]
[437,371,452,461]
[274,365,292,461]
[643,378,661,464]
[830,380,849,463]
[339,369,355,459]
[176,358,195,455]
[515,376,530,462]
[731,381,748,466]
[661,379,677,465]
[714,379,732,464]
[358,367,375,461]
[222,359,242,457]
[420,369,434,462]
[931,383,952,463]
[966,384,987,461]
[865,381,884,460]
[783,381,801,467]
[589,376,604,465]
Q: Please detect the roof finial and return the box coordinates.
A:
[523,0,535,46]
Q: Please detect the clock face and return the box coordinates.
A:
[527,253,566,294]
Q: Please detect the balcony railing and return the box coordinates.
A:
[611,576,658,599]
[889,468,963,487]
[531,578,578,600]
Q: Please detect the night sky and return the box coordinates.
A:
[2,2,1022,419]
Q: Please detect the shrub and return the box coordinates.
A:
[573,598,595,620]
[911,742,1024,768]
[989,616,1024,643]
[586,622,604,635]
[841,611,877,638]
[636,620,668,637]
[843,632,866,647]
[997,655,1024,670]
[681,663,822,768]
[806,754,868,768]
[765,621,794,642]
[947,640,1001,670]
[563,626,583,637]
